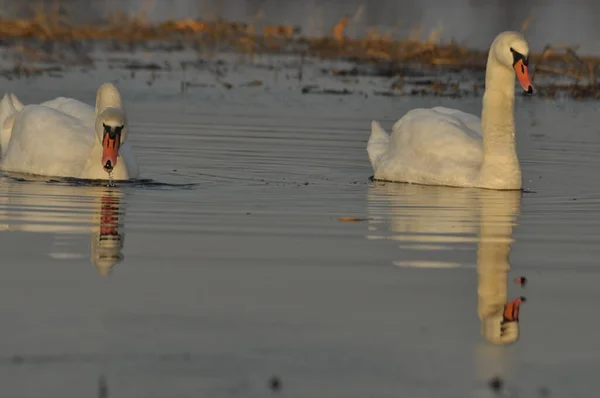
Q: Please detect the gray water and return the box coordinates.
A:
[3,0,600,54]
[1,57,600,397]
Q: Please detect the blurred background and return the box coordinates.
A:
[0,0,599,54]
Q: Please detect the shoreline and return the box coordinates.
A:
[0,16,598,100]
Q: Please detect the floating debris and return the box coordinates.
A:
[514,276,528,287]
[240,79,263,87]
[268,375,282,392]
[488,376,504,393]
[539,386,550,397]
[338,217,368,222]
[301,85,353,95]
[98,375,108,398]
[124,62,162,70]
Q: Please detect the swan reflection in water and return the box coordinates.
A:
[91,190,125,275]
[0,176,126,275]
[367,182,524,345]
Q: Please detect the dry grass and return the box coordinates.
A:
[1,9,600,99]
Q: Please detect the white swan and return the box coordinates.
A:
[367,31,534,190]
[0,83,139,180]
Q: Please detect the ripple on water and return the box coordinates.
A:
[2,84,600,397]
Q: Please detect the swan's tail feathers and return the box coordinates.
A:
[0,93,23,158]
[0,93,22,125]
[0,94,13,127]
[9,94,24,112]
[367,120,390,171]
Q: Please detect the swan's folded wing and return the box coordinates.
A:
[430,106,482,137]
[0,105,94,178]
[392,108,482,162]
[40,97,96,130]
[379,107,483,185]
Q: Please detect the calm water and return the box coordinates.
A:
[1,62,600,397]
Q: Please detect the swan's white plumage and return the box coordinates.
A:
[0,84,138,180]
[369,107,484,187]
[367,31,531,190]
[0,93,24,159]
[2,105,94,178]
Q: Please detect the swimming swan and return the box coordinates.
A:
[0,83,139,180]
[367,31,533,190]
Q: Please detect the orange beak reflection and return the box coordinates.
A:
[503,296,525,322]
[513,59,533,94]
[102,132,120,172]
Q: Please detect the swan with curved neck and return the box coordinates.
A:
[367,31,533,190]
[0,83,138,180]
[94,83,128,174]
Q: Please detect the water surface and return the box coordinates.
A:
[1,70,600,397]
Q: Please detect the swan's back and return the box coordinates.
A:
[1,105,94,177]
[373,107,484,186]
[428,106,481,134]
[390,107,481,158]
[41,97,95,129]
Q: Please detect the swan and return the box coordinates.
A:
[0,83,139,180]
[367,31,534,190]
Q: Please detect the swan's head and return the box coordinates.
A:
[94,84,127,173]
[491,31,533,94]
[96,108,128,173]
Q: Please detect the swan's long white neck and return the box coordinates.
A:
[477,51,521,190]
[82,85,129,180]
[95,85,122,114]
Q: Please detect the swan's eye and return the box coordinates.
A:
[102,124,124,139]
[102,124,124,140]
[510,48,528,66]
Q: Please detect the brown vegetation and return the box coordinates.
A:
[0,11,598,99]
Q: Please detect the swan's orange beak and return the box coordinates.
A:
[513,59,533,94]
[102,133,120,172]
